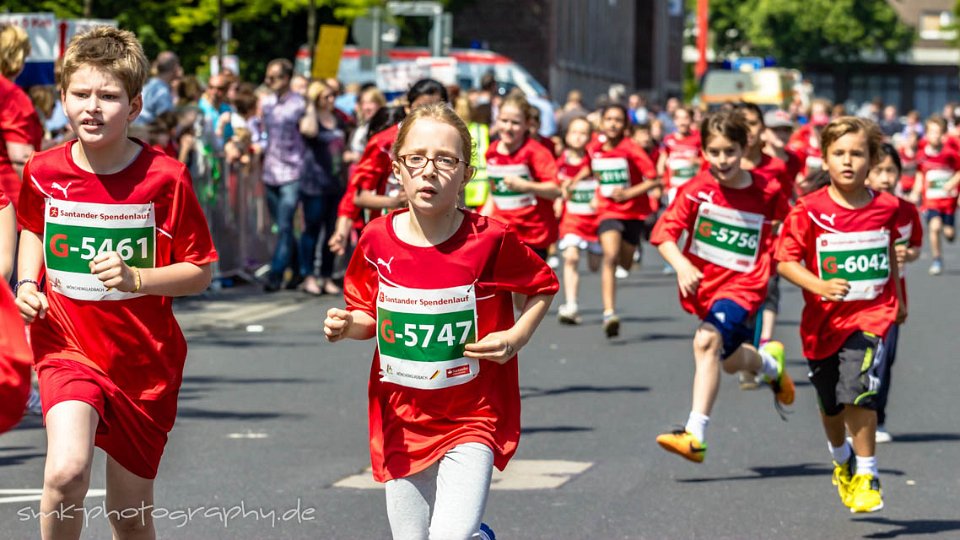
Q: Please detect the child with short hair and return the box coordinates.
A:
[324,103,558,539]
[776,117,906,513]
[909,114,960,275]
[657,106,701,205]
[14,27,216,538]
[650,111,794,463]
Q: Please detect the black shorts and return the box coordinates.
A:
[598,219,644,246]
[762,274,781,314]
[807,331,885,416]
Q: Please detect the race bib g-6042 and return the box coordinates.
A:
[689,203,764,272]
[816,230,891,302]
[44,199,155,301]
[592,157,630,198]
[487,163,536,210]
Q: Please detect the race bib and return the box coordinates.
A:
[668,158,697,187]
[925,169,955,200]
[44,199,155,301]
[816,230,890,301]
[377,283,479,390]
[592,157,630,198]
[689,203,763,272]
[487,163,536,210]
[565,179,598,215]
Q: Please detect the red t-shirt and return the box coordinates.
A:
[0,188,9,209]
[587,137,658,221]
[556,152,598,242]
[916,145,960,214]
[485,137,560,250]
[650,172,790,318]
[662,131,701,191]
[18,140,218,400]
[0,282,32,434]
[898,147,918,195]
[343,210,559,482]
[744,154,787,195]
[774,188,901,360]
[893,196,922,308]
[788,128,823,178]
[0,75,43,208]
[337,124,399,224]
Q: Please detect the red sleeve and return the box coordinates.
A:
[171,170,218,265]
[0,87,42,147]
[529,146,560,185]
[16,159,44,233]
[336,182,360,219]
[650,187,695,246]
[0,188,8,210]
[0,282,32,435]
[774,204,810,263]
[909,206,923,248]
[343,242,379,318]
[356,143,393,193]
[490,227,559,296]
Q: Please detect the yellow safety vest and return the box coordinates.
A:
[464,123,490,208]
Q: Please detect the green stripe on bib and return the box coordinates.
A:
[377,307,477,362]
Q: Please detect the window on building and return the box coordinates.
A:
[919,11,957,41]
[915,74,960,118]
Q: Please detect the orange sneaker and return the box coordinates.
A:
[656,430,707,463]
[762,341,795,406]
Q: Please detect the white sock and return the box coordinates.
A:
[855,455,878,477]
[758,348,780,380]
[565,302,578,312]
[828,440,852,464]
[685,412,710,444]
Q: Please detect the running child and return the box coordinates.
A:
[866,143,922,443]
[650,111,794,463]
[588,103,659,337]
[323,103,558,539]
[657,106,701,206]
[763,109,804,200]
[483,92,562,260]
[776,117,906,513]
[909,114,960,275]
[14,27,216,538]
[896,131,918,198]
[556,117,600,325]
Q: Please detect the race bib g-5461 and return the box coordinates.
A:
[592,157,630,197]
[816,230,891,302]
[44,199,155,301]
[377,283,479,390]
[566,179,598,215]
[487,163,536,210]
[925,169,955,200]
[689,203,764,272]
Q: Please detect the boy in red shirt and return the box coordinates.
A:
[776,117,906,513]
[15,27,216,537]
[0,280,31,434]
[908,115,960,275]
[651,111,794,463]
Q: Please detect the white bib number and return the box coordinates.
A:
[488,163,536,210]
[565,179,598,215]
[925,169,956,200]
[689,203,764,272]
[592,157,630,198]
[816,230,891,301]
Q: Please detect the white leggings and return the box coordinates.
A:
[385,442,494,540]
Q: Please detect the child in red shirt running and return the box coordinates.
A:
[556,117,600,324]
[896,131,919,197]
[908,115,960,275]
[650,111,794,463]
[657,106,701,206]
[776,117,906,514]
[0,280,31,434]
[323,103,558,539]
[588,104,660,337]
[15,27,217,538]
[866,143,922,444]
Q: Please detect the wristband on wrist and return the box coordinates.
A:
[14,278,40,295]
[131,266,142,293]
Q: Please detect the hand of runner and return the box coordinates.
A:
[608,186,629,202]
[896,301,908,324]
[463,330,519,364]
[675,261,703,298]
[819,278,850,302]
[323,308,353,342]
[89,252,137,292]
[15,282,48,323]
[502,175,531,193]
[894,244,908,267]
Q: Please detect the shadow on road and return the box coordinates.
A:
[676,463,906,483]
[855,517,960,538]
[0,452,45,467]
[520,384,649,399]
[884,432,960,443]
[521,426,594,435]
[176,407,306,421]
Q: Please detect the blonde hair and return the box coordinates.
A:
[499,91,534,122]
[820,116,883,165]
[393,103,473,166]
[307,79,334,104]
[61,26,148,99]
[0,24,30,79]
[359,86,386,108]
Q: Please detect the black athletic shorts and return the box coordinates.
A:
[807,331,885,416]
[598,218,644,246]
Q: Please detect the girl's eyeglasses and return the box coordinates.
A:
[398,154,466,171]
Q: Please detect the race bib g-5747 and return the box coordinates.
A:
[816,230,891,302]
[592,157,630,197]
[44,199,155,301]
[487,163,536,210]
[377,283,479,390]
[689,203,764,272]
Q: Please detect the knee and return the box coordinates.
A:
[44,460,91,499]
[692,328,722,358]
[564,249,580,266]
[109,507,153,538]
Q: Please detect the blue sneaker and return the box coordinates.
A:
[479,522,496,540]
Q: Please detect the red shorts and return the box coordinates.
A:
[37,359,179,479]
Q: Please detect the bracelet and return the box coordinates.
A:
[14,278,40,295]
[131,267,142,293]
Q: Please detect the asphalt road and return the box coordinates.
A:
[2,245,960,539]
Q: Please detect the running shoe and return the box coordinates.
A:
[848,473,884,513]
[761,341,795,406]
[929,259,943,276]
[656,429,707,463]
[615,266,630,279]
[557,304,581,325]
[602,313,620,338]
[738,371,760,390]
[875,425,893,444]
[479,522,496,540]
[547,255,561,269]
[832,453,856,508]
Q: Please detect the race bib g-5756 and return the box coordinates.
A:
[487,163,536,210]
[566,179,598,215]
[44,199,155,301]
[925,168,955,200]
[816,230,891,302]
[592,157,630,197]
[377,283,479,390]
[689,203,764,272]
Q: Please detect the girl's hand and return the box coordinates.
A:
[818,278,850,302]
[15,282,48,323]
[609,186,629,202]
[464,330,520,364]
[675,261,703,298]
[89,252,137,292]
[324,308,353,342]
[894,244,908,267]
[502,175,531,193]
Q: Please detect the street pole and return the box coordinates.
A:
[216,0,224,76]
[308,0,317,75]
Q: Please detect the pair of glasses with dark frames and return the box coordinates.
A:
[397,154,467,171]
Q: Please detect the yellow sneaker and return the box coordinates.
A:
[832,455,856,508]
[656,430,707,463]
[848,473,884,513]
[762,341,795,406]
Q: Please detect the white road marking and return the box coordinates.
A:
[226,431,270,439]
[0,488,106,505]
[333,459,592,490]
[175,300,306,330]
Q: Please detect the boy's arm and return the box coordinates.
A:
[463,293,553,364]
[908,171,923,203]
[89,251,212,297]
[657,240,702,298]
[777,260,849,301]
[0,204,15,281]
[14,230,48,322]
[323,307,376,342]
